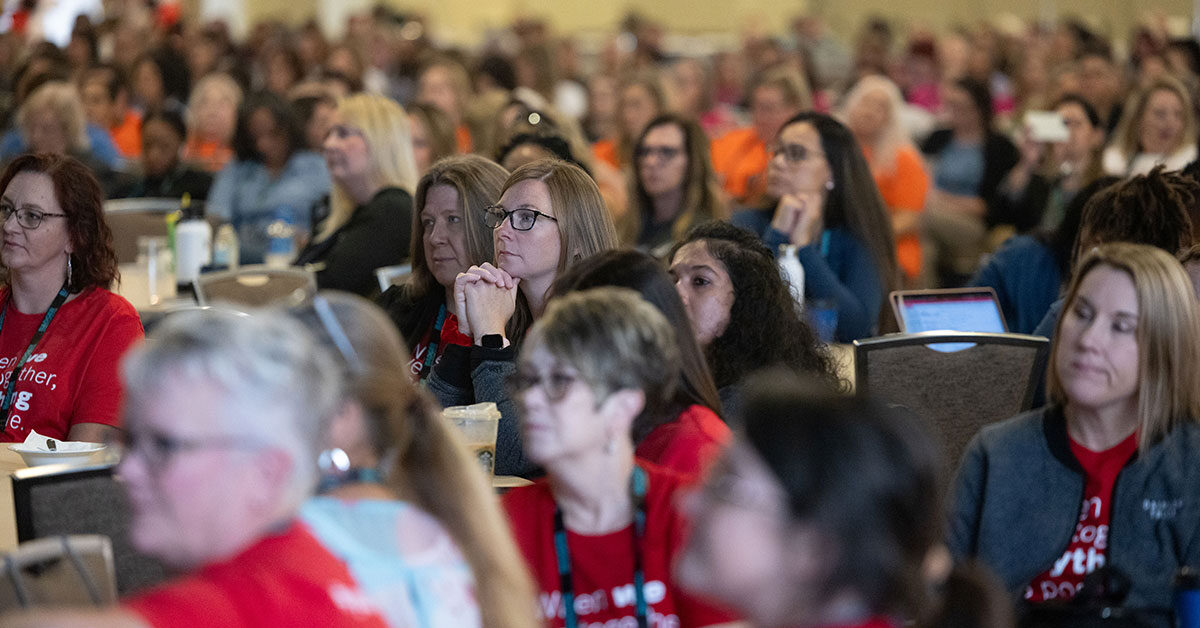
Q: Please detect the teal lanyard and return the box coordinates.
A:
[420,305,448,377]
[553,465,649,628]
[0,282,70,433]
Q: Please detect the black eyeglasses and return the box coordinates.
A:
[768,142,825,164]
[114,429,264,471]
[0,204,67,230]
[635,146,683,162]
[484,205,558,231]
[508,369,581,402]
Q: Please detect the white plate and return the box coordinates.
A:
[8,444,109,467]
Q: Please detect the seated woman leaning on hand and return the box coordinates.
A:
[292,291,538,628]
[426,158,618,477]
[950,242,1200,619]
[732,112,899,342]
[503,287,740,628]
[0,153,143,443]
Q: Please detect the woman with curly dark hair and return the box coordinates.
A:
[0,153,143,443]
[669,220,841,416]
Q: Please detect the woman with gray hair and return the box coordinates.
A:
[502,287,740,628]
[1,307,417,627]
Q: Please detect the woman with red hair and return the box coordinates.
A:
[0,153,143,442]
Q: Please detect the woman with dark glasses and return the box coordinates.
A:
[732,112,898,342]
[425,158,618,476]
[0,153,142,443]
[503,287,739,628]
[620,113,727,256]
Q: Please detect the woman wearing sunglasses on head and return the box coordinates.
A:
[503,287,741,628]
[425,158,618,477]
[732,112,898,342]
[0,153,142,443]
[295,93,418,298]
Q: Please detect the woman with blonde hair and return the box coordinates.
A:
[296,92,418,297]
[378,155,507,381]
[951,243,1200,620]
[183,73,242,173]
[293,291,539,628]
[622,113,728,255]
[1102,75,1198,176]
[842,74,930,283]
[427,159,619,476]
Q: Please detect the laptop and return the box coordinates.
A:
[891,287,1008,334]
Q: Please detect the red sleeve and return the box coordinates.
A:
[440,313,472,348]
[124,577,248,628]
[71,295,144,430]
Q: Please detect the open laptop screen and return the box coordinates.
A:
[894,289,1008,334]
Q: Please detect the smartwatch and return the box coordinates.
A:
[480,334,505,349]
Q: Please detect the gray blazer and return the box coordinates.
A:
[949,406,1200,624]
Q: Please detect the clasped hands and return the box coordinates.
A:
[453,263,520,346]
[770,189,825,249]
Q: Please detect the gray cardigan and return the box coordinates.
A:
[426,343,537,477]
[949,406,1200,623]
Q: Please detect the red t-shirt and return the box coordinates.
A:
[124,522,390,628]
[0,287,143,441]
[1025,432,1139,602]
[502,460,738,628]
[635,404,731,479]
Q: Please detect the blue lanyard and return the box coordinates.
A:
[820,230,831,258]
[0,282,70,433]
[420,305,448,377]
[553,464,649,628]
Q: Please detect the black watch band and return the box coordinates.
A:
[480,334,505,349]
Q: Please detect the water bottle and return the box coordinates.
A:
[1176,568,1200,628]
[264,207,297,269]
[779,244,805,311]
[212,224,239,271]
[174,200,212,284]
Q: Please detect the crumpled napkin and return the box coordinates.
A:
[14,429,100,452]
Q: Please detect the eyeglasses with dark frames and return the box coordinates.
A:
[113,429,265,471]
[484,205,559,231]
[767,142,825,165]
[508,368,581,402]
[0,204,67,230]
[635,146,684,162]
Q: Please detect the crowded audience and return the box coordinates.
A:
[0,6,1199,628]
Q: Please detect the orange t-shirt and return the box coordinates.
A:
[455,125,473,154]
[110,110,142,158]
[183,137,234,173]
[864,144,929,280]
[592,138,620,169]
[710,128,768,205]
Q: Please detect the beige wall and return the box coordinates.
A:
[237,0,1195,48]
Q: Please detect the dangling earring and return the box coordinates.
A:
[65,255,72,290]
[825,179,835,191]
